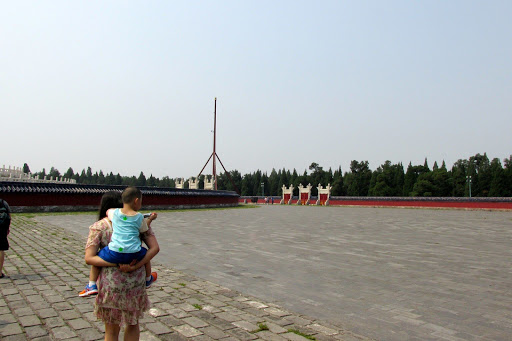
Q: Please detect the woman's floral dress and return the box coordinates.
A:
[85,217,153,326]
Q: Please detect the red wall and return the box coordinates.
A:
[3,192,238,209]
[239,197,512,209]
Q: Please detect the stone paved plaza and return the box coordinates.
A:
[2,205,512,340]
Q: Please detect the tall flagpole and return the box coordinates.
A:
[213,97,217,190]
[197,97,240,194]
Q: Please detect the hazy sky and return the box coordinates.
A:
[2,1,511,179]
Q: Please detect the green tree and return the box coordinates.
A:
[97,170,105,184]
[502,155,512,196]
[241,173,254,196]
[137,172,147,186]
[488,158,506,197]
[431,161,451,196]
[64,167,74,179]
[49,167,61,179]
[403,162,429,196]
[450,159,468,196]
[269,168,279,196]
[345,160,372,196]
[147,174,157,187]
[368,161,404,196]
[412,173,435,196]
[331,167,345,196]
[469,153,492,196]
[105,172,115,185]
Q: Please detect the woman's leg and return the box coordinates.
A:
[124,323,140,341]
[104,323,121,341]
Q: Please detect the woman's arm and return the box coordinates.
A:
[118,234,160,272]
[84,246,117,267]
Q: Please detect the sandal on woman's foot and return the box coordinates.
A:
[0,274,5,278]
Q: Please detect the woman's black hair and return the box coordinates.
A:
[98,191,123,220]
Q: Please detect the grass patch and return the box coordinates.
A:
[11,205,257,217]
[251,323,269,333]
[13,211,96,217]
[192,304,203,310]
[288,329,316,340]
[178,283,186,287]
[151,205,258,213]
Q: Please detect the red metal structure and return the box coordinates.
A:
[197,98,239,194]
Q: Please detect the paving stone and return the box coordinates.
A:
[145,321,173,335]
[46,295,66,303]
[25,325,49,338]
[216,312,242,322]
[51,326,77,340]
[232,320,259,332]
[0,323,23,336]
[283,316,313,327]
[1,289,18,295]
[26,295,45,303]
[191,335,215,341]
[31,337,53,341]
[139,331,163,340]
[6,300,27,309]
[0,313,17,324]
[5,294,23,302]
[59,309,81,320]
[19,315,42,327]
[265,321,288,334]
[157,316,184,327]
[13,307,33,317]
[148,307,170,317]
[245,301,269,309]
[173,324,203,338]
[74,304,94,313]
[200,326,229,339]
[159,332,189,341]
[68,318,92,330]
[265,307,290,317]
[183,316,209,328]
[37,308,59,318]
[32,301,52,310]
[226,327,258,341]
[281,332,311,341]
[307,323,339,336]
[53,302,73,310]
[207,317,237,331]
[256,330,288,341]
[177,303,198,312]
[43,316,66,328]
[2,335,29,341]
[202,305,222,313]
[168,308,191,319]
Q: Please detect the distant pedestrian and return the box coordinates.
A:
[271,197,274,205]
[0,198,11,278]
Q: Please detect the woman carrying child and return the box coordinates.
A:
[84,191,160,341]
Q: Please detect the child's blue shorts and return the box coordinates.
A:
[97,246,147,264]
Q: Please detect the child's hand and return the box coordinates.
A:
[147,212,157,227]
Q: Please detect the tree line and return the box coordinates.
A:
[22,152,512,197]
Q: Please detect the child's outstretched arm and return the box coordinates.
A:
[146,212,158,227]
